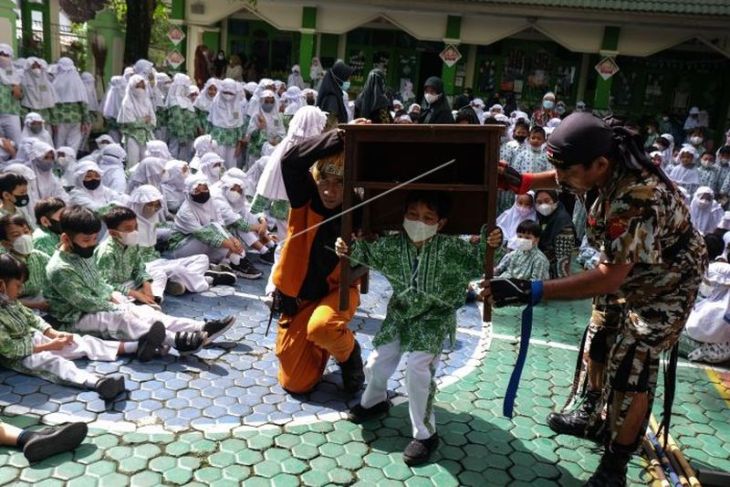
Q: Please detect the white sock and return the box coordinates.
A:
[122,342,139,354]
[266,241,276,249]
[229,253,241,266]
[205,276,214,285]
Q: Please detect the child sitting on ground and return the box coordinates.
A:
[0,254,163,401]
[44,205,235,356]
[0,215,51,311]
[494,220,550,280]
[31,197,65,256]
[336,191,489,466]
[0,420,87,464]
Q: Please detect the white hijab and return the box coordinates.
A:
[0,44,21,85]
[246,89,282,138]
[52,57,88,103]
[81,72,100,111]
[21,57,57,109]
[199,151,225,184]
[669,146,700,185]
[68,160,129,210]
[166,73,194,111]
[173,175,223,234]
[218,174,248,214]
[129,184,165,247]
[282,86,304,115]
[190,134,219,172]
[208,78,244,129]
[194,78,219,112]
[255,105,327,202]
[98,142,128,193]
[20,112,53,147]
[102,76,126,119]
[28,140,64,201]
[690,186,723,235]
[128,156,165,193]
[496,194,537,246]
[144,139,172,160]
[117,74,156,125]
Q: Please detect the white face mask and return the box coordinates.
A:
[134,87,146,96]
[57,156,70,168]
[690,136,703,146]
[226,189,243,203]
[509,236,533,252]
[120,230,139,246]
[700,160,713,168]
[12,234,33,255]
[31,67,42,76]
[403,218,438,243]
[536,203,556,216]
[424,93,440,105]
[222,92,235,101]
[515,205,532,216]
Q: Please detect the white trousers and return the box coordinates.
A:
[154,126,168,144]
[168,236,230,264]
[125,137,145,169]
[19,330,119,388]
[73,302,202,346]
[360,340,440,440]
[0,114,21,145]
[54,123,83,153]
[146,255,210,297]
[221,144,238,170]
[168,137,192,163]
[264,217,287,295]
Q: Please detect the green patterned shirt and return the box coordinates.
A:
[196,109,210,132]
[120,121,155,145]
[45,249,115,326]
[167,106,199,140]
[210,125,244,147]
[94,236,152,295]
[494,247,550,281]
[0,83,20,116]
[168,223,229,250]
[0,247,49,298]
[351,231,486,354]
[0,301,50,361]
[21,106,55,124]
[54,102,90,124]
[32,227,60,256]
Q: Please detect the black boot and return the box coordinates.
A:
[584,443,633,487]
[547,390,603,439]
[21,423,88,463]
[339,340,365,393]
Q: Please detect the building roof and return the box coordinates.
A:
[464,0,730,16]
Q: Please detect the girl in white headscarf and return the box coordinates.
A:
[144,139,172,161]
[117,74,156,169]
[0,43,22,145]
[168,174,263,280]
[198,151,226,185]
[207,78,245,170]
[81,72,100,113]
[245,89,285,167]
[68,160,129,213]
[165,73,198,161]
[190,134,219,173]
[194,78,219,132]
[282,86,304,116]
[27,140,67,204]
[20,57,58,125]
[496,193,537,248]
[127,156,165,194]
[310,57,324,90]
[18,112,53,150]
[56,145,77,188]
[97,143,128,194]
[51,57,90,152]
[287,65,305,90]
[161,159,189,214]
[128,184,223,298]
[669,145,700,197]
[102,75,127,143]
[690,186,723,235]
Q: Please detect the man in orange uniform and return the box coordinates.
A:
[272,129,364,394]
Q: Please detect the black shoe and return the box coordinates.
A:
[547,391,602,439]
[339,340,365,393]
[22,422,88,463]
[259,247,275,264]
[137,321,166,362]
[584,444,632,487]
[174,330,207,355]
[95,375,126,400]
[403,434,439,466]
[205,270,237,286]
[347,400,391,423]
[164,280,186,296]
[202,315,236,343]
[210,263,234,274]
[231,257,263,280]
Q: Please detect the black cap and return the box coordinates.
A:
[546,113,614,168]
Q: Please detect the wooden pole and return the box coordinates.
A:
[643,436,671,487]
[649,416,701,487]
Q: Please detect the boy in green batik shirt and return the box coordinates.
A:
[32,197,65,256]
[0,215,50,312]
[337,191,500,466]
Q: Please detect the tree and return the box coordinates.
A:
[122,0,156,66]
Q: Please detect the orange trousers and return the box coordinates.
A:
[275,287,359,394]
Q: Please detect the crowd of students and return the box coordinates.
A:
[0,42,728,465]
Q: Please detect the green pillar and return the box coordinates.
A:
[441,15,461,97]
[299,6,317,82]
[594,26,620,111]
[87,9,124,89]
[168,0,187,73]
[0,0,17,53]
[202,30,220,54]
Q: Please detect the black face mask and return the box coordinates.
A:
[306,98,315,106]
[83,179,101,191]
[72,242,96,258]
[47,219,63,235]
[13,194,29,207]
[245,93,253,101]
[191,192,210,204]
[513,135,527,144]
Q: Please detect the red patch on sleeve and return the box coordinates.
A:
[587,215,597,227]
[607,220,627,240]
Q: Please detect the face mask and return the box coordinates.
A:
[218,54,224,60]
[142,205,159,219]
[191,191,210,204]
[120,230,139,246]
[36,158,54,172]
[341,81,351,91]
[47,219,62,235]
[536,203,556,216]
[513,135,527,144]
[424,93,439,105]
[509,237,533,252]
[543,100,555,110]
[261,102,275,113]
[0,56,10,68]
[12,234,33,255]
[134,87,146,96]
[306,97,315,106]
[31,67,42,76]
[556,106,566,115]
[226,189,242,203]
[71,241,96,258]
[13,194,29,208]
[697,199,711,209]
[30,125,42,134]
[690,136,703,146]
[83,179,101,190]
[222,92,235,101]
[515,205,532,216]
[701,160,713,168]
[57,156,70,168]
[721,158,730,166]
[402,218,438,243]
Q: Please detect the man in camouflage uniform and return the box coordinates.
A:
[488,112,707,487]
